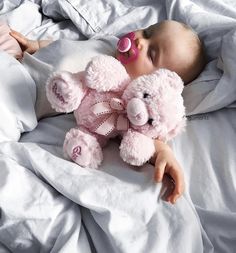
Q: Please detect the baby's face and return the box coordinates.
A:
[116,21,196,83]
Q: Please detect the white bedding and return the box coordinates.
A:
[0,0,236,252]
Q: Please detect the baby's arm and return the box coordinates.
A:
[10,30,52,56]
[150,139,185,204]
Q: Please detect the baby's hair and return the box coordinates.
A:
[180,22,206,84]
[145,20,206,84]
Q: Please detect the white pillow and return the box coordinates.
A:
[182,60,222,116]
[183,28,236,116]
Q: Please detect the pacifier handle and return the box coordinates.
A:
[117,37,132,53]
[117,32,135,53]
[117,32,138,64]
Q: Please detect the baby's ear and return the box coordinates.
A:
[154,68,184,93]
[85,55,130,92]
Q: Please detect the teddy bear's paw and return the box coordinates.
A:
[63,128,103,169]
[120,130,155,166]
[46,71,85,113]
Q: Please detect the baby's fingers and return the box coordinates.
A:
[10,30,27,46]
[166,169,185,204]
[154,157,166,182]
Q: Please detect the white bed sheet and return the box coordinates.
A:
[0,0,236,252]
[170,108,236,251]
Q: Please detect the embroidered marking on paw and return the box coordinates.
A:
[71,145,81,161]
[52,82,67,104]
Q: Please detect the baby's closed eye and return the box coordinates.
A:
[148,47,157,65]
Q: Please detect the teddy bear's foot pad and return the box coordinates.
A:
[64,128,103,169]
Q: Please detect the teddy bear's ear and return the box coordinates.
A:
[85,55,130,92]
[153,68,184,93]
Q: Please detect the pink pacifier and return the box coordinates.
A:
[117,32,139,65]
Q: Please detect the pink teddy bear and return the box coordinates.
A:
[46,55,186,169]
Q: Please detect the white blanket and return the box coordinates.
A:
[0,130,205,253]
[0,1,236,253]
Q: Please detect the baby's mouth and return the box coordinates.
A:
[116,49,135,65]
[122,50,131,59]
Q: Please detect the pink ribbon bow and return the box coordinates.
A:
[91,97,129,136]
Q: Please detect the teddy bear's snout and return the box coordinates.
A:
[127,98,149,126]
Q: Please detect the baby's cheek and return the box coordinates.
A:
[130,59,155,78]
[123,62,138,78]
[124,62,146,78]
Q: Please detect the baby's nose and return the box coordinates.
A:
[135,37,147,51]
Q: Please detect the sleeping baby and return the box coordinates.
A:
[0,20,206,204]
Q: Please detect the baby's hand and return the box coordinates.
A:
[10,30,40,55]
[151,140,185,204]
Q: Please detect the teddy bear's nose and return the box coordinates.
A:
[127,98,149,126]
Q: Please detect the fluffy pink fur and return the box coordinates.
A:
[46,71,87,113]
[122,69,186,141]
[63,128,103,169]
[120,130,155,166]
[46,55,186,169]
[85,55,130,92]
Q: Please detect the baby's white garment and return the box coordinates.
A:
[0,50,37,141]
[21,37,117,119]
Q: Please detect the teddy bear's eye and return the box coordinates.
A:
[147,118,154,125]
[143,93,150,98]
